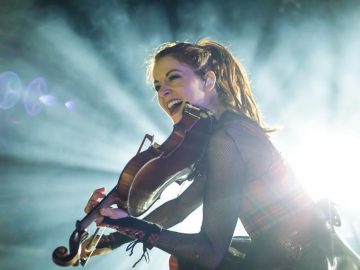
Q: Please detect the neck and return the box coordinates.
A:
[205,89,226,120]
[213,105,226,120]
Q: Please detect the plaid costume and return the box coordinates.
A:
[102,111,333,270]
[216,112,315,240]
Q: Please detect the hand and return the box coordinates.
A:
[84,187,106,214]
[80,235,112,258]
[96,207,129,226]
[84,187,129,226]
[84,187,107,226]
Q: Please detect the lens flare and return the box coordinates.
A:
[64,100,76,111]
[23,77,48,116]
[0,71,22,110]
[39,94,58,106]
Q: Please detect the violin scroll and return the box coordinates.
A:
[52,224,88,266]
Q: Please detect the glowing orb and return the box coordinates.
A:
[65,100,76,111]
[39,94,58,106]
[0,71,22,110]
[23,77,48,116]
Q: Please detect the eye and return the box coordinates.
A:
[168,74,181,81]
[154,84,160,92]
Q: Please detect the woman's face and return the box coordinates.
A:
[152,55,216,124]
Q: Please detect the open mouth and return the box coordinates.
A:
[167,100,183,115]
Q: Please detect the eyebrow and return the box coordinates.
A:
[153,69,182,83]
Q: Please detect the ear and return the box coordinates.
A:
[203,71,217,92]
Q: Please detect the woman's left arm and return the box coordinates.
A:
[153,128,245,269]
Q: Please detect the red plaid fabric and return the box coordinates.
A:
[239,160,314,239]
[222,116,315,239]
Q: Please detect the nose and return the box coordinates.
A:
[158,84,171,97]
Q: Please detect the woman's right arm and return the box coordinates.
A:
[83,174,205,256]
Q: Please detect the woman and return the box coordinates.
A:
[83,39,338,270]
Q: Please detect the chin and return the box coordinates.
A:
[175,111,184,123]
[171,115,182,124]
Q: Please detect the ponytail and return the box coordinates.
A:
[147,38,275,133]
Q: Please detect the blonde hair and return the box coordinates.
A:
[147,38,275,133]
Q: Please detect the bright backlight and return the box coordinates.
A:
[288,129,360,209]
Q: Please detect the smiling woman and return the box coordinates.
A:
[152,55,220,124]
[147,40,267,129]
[77,39,360,270]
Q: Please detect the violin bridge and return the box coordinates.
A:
[137,134,155,154]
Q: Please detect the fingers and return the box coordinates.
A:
[99,208,129,219]
[92,187,106,200]
[84,187,106,213]
[81,235,108,258]
[94,208,124,227]
[95,214,105,226]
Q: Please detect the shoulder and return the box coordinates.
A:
[211,111,278,168]
[213,111,271,147]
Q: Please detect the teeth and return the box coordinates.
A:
[167,100,182,110]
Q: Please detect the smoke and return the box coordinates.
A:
[0,2,171,172]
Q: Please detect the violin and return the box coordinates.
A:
[52,102,215,267]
